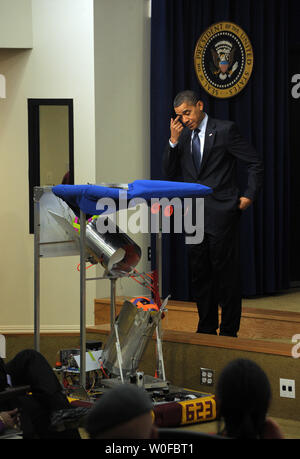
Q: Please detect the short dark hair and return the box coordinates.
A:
[173,90,200,108]
[85,384,153,439]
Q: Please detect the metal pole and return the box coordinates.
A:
[155,207,164,378]
[155,207,162,299]
[110,277,117,329]
[33,192,40,352]
[79,210,86,387]
[156,323,166,381]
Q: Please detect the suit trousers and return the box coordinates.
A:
[188,220,241,337]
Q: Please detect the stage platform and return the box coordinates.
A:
[93,295,300,345]
[86,294,300,422]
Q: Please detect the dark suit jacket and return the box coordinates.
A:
[163,116,264,235]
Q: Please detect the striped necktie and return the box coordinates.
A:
[192,128,201,172]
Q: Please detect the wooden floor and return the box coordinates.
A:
[242,288,300,313]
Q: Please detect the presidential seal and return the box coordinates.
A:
[194,22,254,99]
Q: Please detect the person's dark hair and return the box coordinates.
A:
[216,358,271,439]
[84,384,153,439]
[173,90,200,108]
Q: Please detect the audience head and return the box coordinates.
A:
[216,358,271,439]
[85,383,157,439]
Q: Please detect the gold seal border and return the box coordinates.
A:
[194,21,254,99]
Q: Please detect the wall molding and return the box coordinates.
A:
[0,325,94,334]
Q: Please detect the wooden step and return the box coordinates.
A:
[94,297,300,341]
[86,324,292,357]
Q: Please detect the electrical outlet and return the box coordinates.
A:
[200,367,214,386]
[280,378,295,398]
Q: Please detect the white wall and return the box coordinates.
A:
[0,0,96,332]
[0,0,33,48]
[93,0,152,300]
[0,0,152,332]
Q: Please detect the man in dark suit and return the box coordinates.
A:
[163,90,263,337]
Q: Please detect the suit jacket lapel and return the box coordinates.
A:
[199,117,216,175]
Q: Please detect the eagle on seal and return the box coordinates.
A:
[210,44,238,80]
